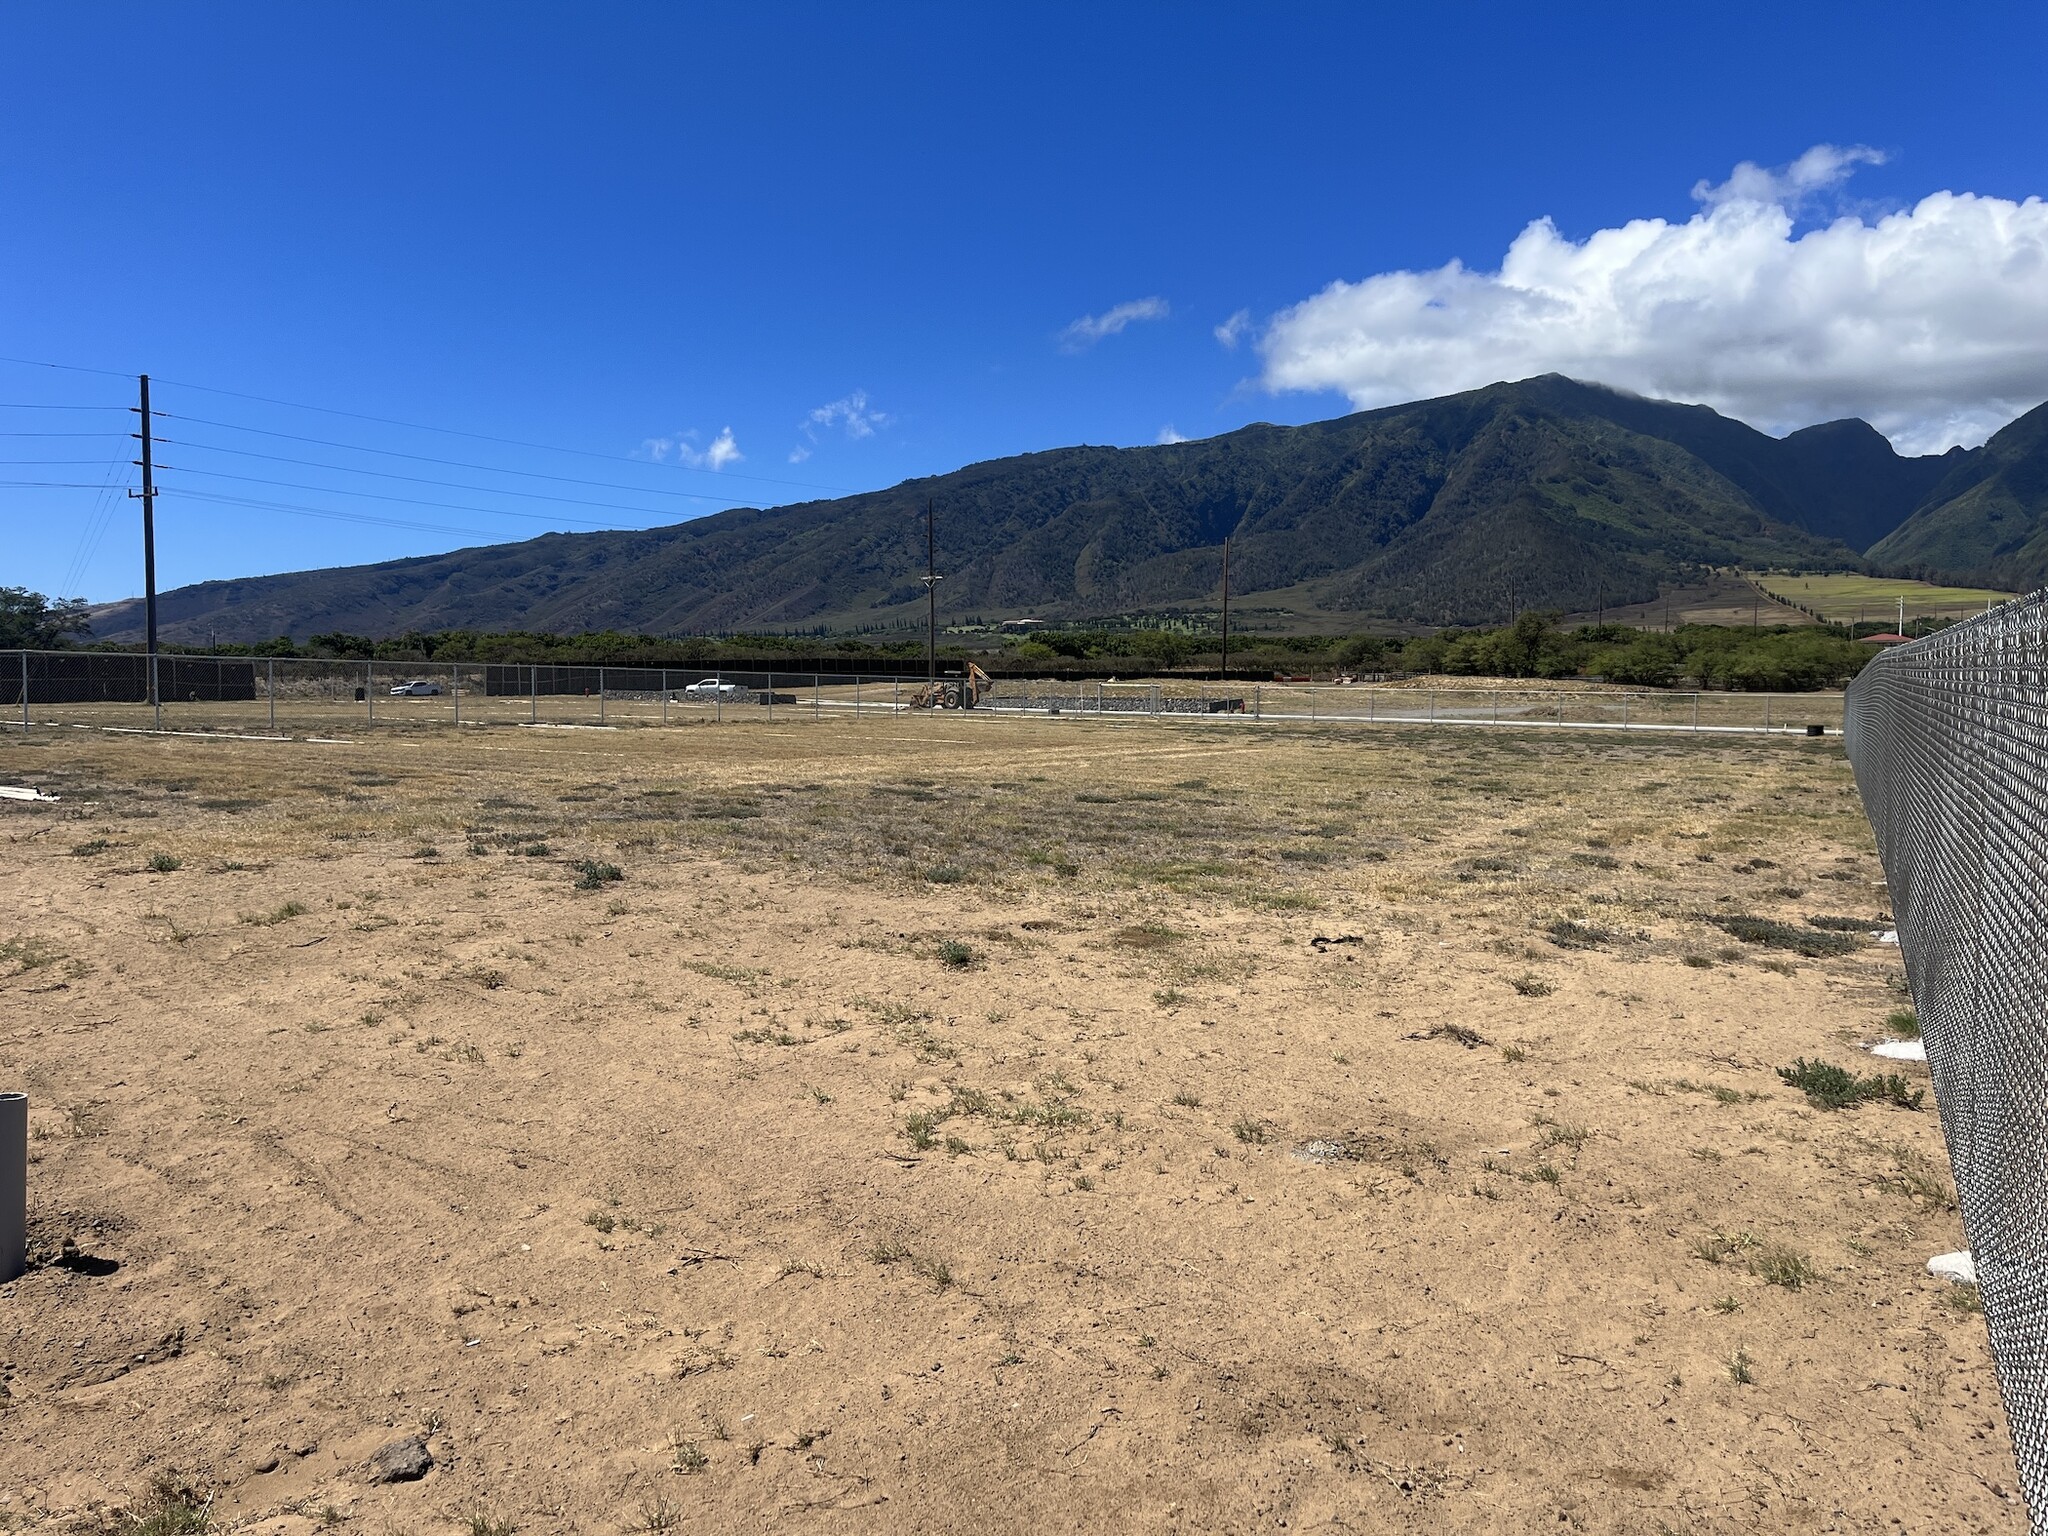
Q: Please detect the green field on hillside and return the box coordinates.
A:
[1751,572,2015,623]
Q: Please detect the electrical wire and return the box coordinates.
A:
[157,443,768,515]
[169,488,510,541]
[57,445,134,600]
[152,385,854,497]
[163,420,841,501]
[162,412,854,497]
[154,464,715,527]
[0,352,870,500]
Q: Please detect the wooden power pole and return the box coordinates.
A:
[128,374,160,709]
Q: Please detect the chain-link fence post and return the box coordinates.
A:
[814,674,820,720]
[529,664,537,724]
[366,661,374,725]
[18,651,26,731]
[599,666,606,725]
[267,658,276,732]
[662,670,669,725]
[451,661,460,727]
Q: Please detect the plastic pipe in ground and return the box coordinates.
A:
[0,1092,24,1283]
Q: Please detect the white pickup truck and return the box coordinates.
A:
[682,677,741,697]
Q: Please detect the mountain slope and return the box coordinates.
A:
[1866,401,2048,589]
[91,376,1970,642]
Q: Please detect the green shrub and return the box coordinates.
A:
[572,859,623,889]
[937,939,973,968]
[1713,915,1858,957]
[1777,1058,1924,1111]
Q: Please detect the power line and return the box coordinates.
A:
[165,411,855,498]
[155,464,689,528]
[0,355,135,380]
[161,432,789,508]
[171,488,509,540]
[0,351,869,499]
[58,446,134,600]
[152,379,853,496]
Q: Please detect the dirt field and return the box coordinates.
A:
[0,715,2020,1534]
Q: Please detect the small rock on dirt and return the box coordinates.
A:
[364,1434,433,1484]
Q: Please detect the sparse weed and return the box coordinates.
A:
[1750,1243,1818,1290]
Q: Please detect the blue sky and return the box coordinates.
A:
[5,2,2046,603]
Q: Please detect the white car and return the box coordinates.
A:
[388,680,443,696]
[682,677,741,697]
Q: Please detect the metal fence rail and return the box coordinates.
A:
[1843,589,2048,1530]
[0,650,1847,739]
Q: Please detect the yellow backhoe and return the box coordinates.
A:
[906,662,993,710]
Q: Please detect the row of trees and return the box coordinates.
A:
[1323,613,1887,691]
[1,586,1898,691]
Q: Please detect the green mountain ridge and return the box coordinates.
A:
[1865,400,2048,589]
[86,375,2024,643]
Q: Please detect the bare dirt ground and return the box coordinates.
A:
[0,714,2019,1534]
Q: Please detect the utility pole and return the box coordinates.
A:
[921,499,940,692]
[128,375,160,713]
[1219,536,1231,679]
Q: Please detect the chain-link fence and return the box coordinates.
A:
[1843,591,2048,1530]
[978,676,1843,733]
[0,650,1846,738]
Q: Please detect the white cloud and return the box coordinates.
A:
[1156,425,1189,444]
[806,390,890,441]
[638,427,743,470]
[1256,146,2048,452]
[1060,296,1170,352]
[1691,143,1886,209]
[790,390,891,461]
[1214,309,1253,350]
[696,427,742,471]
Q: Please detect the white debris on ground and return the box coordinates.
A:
[1869,1039,1929,1062]
[1929,1251,1977,1285]
[1875,929,1900,944]
[0,785,59,802]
